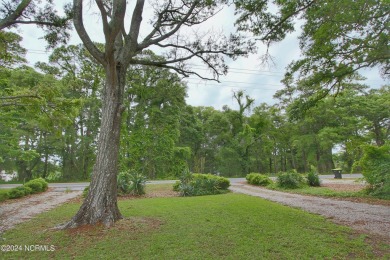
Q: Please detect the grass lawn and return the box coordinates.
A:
[265,184,390,204]
[270,185,365,198]
[1,188,389,259]
[145,183,173,193]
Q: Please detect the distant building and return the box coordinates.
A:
[0,170,17,182]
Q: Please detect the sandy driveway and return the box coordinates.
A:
[230,183,390,241]
[0,190,81,235]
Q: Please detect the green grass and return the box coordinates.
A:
[0,189,10,202]
[1,192,388,259]
[144,183,173,193]
[268,184,365,198]
[0,180,23,184]
[266,183,390,201]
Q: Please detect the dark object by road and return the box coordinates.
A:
[332,169,342,179]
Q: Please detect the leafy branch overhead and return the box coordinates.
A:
[235,0,389,111]
[74,0,256,81]
[0,0,73,47]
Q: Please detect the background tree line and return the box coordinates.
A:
[1,31,388,181]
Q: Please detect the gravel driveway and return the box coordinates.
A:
[230,183,390,241]
[0,190,81,235]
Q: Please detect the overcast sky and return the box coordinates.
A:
[16,1,389,111]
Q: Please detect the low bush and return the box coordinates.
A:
[24,178,48,193]
[117,170,146,196]
[359,145,390,199]
[36,178,48,191]
[246,173,272,186]
[8,188,24,199]
[0,190,9,202]
[24,180,42,193]
[2,178,47,201]
[22,186,33,195]
[117,171,133,194]
[307,171,321,187]
[191,177,219,196]
[192,174,230,190]
[8,186,32,199]
[277,171,305,189]
[128,171,147,195]
[174,171,230,197]
[178,182,196,197]
[173,181,180,192]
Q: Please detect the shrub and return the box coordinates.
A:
[8,186,32,199]
[6,178,47,199]
[128,171,146,195]
[117,170,146,195]
[8,187,25,199]
[246,173,272,186]
[215,176,230,190]
[173,181,181,192]
[36,178,48,191]
[277,171,305,189]
[192,174,230,190]
[24,180,43,193]
[175,171,230,197]
[21,186,33,195]
[178,182,195,197]
[359,145,390,199]
[307,170,321,187]
[117,171,132,194]
[180,168,193,184]
[0,190,9,202]
[23,178,48,193]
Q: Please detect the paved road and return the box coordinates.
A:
[0,180,177,191]
[0,174,363,191]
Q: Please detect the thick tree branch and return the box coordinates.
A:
[138,1,198,50]
[123,0,145,56]
[0,0,31,30]
[155,42,226,77]
[4,20,59,27]
[138,62,219,82]
[73,0,105,65]
[142,3,171,44]
[131,48,236,66]
[96,0,110,40]
[108,0,126,44]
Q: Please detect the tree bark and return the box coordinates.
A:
[61,65,126,228]
[373,122,384,146]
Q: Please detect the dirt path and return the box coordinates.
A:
[230,183,390,241]
[0,190,81,235]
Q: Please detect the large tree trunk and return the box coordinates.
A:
[61,65,126,228]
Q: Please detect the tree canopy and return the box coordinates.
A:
[235,0,389,111]
[0,0,73,47]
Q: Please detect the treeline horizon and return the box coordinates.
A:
[1,33,389,181]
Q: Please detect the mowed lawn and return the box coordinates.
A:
[1,188,388,259]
